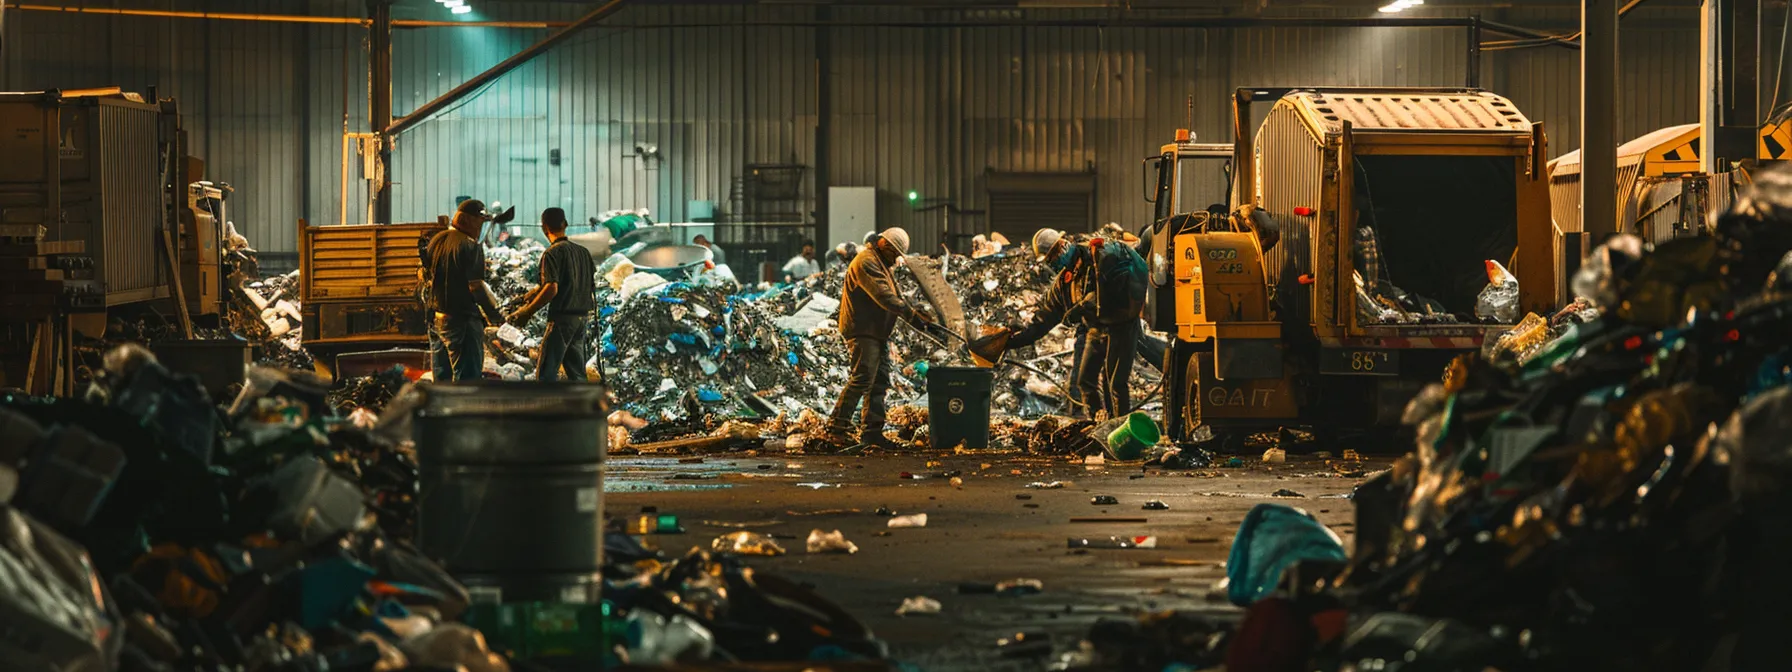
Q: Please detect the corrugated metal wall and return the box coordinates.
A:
[2,2,1708,255]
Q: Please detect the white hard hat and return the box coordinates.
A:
[880,227,910,255]
[1032,228,1065,260]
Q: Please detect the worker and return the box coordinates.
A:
[828,242,859,271]
[819,228,932,451]
[692,233,727,267]
[782,240,822,282]
[424,199,505,382]
[506,208,596,382]
[976,228,1149,420]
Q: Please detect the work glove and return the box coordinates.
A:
[968,327,1013,365]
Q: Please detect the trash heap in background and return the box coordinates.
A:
[1087,168,1792,672]
[0,342,889,670]
[104,218,1159,446]
[488,236,1156,447]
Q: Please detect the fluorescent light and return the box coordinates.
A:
[443,0,464,6]
[1379,3,1404,11]
[451,5,472,13]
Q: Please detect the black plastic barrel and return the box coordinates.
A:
[927,366,995,450]
[414,382,608,605]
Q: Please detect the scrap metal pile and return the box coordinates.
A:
[1081,168,1792,672]
[123,222,1157,446]
[0,342,891,670]
[487,237,1161,445]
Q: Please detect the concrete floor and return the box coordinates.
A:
[607,451,1384,670]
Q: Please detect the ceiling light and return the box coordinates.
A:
[451,5,472,14]
[1379,0,1419,11]
[443,0,464,6]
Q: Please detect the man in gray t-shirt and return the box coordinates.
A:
[509,207,597,382]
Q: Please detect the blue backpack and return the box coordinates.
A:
[1093,239,1149,320]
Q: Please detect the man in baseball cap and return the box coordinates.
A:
[422,199,504,381]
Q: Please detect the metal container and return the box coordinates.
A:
[413,382,608,604]
[627,243,713,279]
[0,91,174,307]
[927,367,995,450]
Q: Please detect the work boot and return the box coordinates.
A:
[813,426,857,453]
[858,428,901,451]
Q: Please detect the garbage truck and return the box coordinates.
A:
[1145,87,1559,449]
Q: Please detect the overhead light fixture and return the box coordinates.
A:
[443,0,465,7]
[451,5,472,13]
[1379,0,1422,12]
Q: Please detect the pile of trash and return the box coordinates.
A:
[1070,167,1792,672]
[0,342,891,670]
[111,217,1160,446]
[485,232,1160,446]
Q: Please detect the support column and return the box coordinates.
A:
[1581,0,1619,238]
[1466,16,1482,88]
[369,0,393,225]
[814,4,831,252]
[1702,0,1720,174]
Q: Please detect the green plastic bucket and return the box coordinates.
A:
[1106,412,1160,460]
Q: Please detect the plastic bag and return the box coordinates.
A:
[1474,259,1520,323]
[710,531,786,556]
[1225,503,1348,606]
[805,529,859,554]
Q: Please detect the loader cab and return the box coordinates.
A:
[1142,134,1233,332]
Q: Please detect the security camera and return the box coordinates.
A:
[634,143,658,156]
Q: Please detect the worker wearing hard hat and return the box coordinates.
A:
[973,227,1149,420]
[828,241,859,271]
[819,227,933,451]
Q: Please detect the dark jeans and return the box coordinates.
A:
[1070,322,1163,417]
[537,314,591,382]
[1070,320,1140,419]
[828,337,892,435]
[429,313,486,382]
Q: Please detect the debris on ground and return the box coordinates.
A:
[0,341,891,670]
[805,529,860,554]
[895,596,942,617]
[1094,170,1792,672]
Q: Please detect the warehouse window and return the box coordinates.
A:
[987,172,1096,244]
[1353,155,1519,314]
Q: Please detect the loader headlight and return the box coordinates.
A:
[1151,251,1170,287]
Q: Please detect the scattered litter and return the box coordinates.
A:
[1027,481,1068,489]
[1270,488,1305,498]
[709,531,787,556]
[805,529,860,554]
[1090,495,1119,505]
[887,514,929,528]
[1143,500,1170,510]
[701,519,782,529]
[896,596,942,617]
[1071,517,1149,524]
[1068,536,1159,549]
[1261,448,1286,463]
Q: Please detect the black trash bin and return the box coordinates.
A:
[413,381,608,605]
[927,366,994,450]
